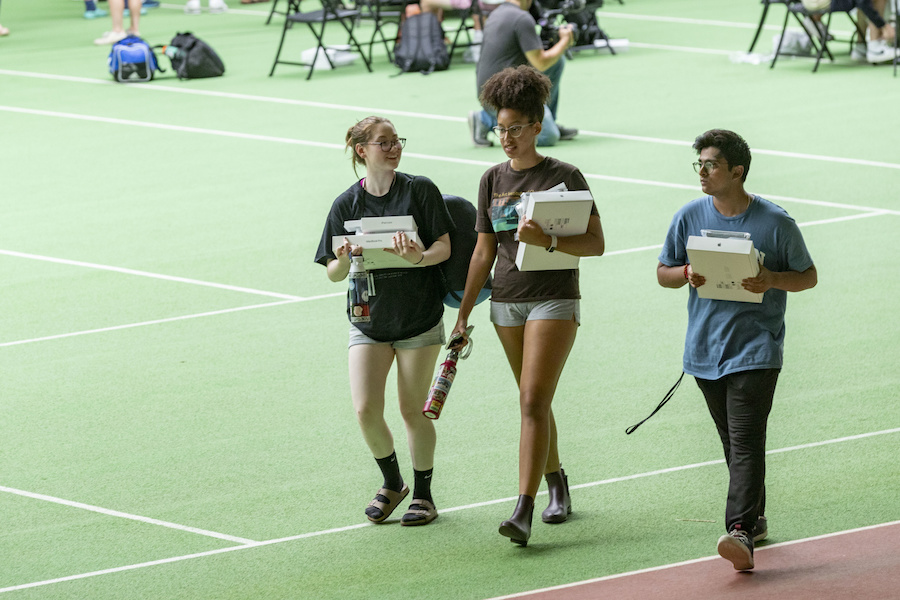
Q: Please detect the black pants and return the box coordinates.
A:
[695,368,780,533]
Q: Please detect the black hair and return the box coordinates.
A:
[479,65,549,125]
[692,129,752,182]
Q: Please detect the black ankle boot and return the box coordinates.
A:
[542,467,572,524]
[499,495,534,546]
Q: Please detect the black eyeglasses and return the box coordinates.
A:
[491,123,535,138]
[366,138,406,151]
[692,160,719,174]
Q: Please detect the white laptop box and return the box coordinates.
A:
[333,215,421,270]
[514,190,594,271]
[686,235,763,303]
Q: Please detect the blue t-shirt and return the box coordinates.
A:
[658,195,814,380]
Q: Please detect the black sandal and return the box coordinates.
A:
[365,484,409,523]
[400,500,438,526]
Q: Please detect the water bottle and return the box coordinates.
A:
[422,326,473,420]
[348,255,370,323]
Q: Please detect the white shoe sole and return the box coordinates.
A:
[717,534,754,571]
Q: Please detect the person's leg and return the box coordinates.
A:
[108,0,125,32]
[394,343,442,524]
[349,342,411,521]
[394,344,442,473]
[126,0,141,33]
[348,343,398,461]
[542,58,564,119]
[696,376,730,476]
[495,318,577,499]
[536,105,560,147]
[722,369,778,532]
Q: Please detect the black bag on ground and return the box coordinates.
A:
[164,32,225,79]
[392,13,449,75]
[440,194,492,307]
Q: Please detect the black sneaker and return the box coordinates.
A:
[558,125,578,141]
[752,515,768,543]
[717,527,754,570]
[468,110,492,147]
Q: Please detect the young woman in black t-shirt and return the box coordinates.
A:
[315,117,453,527]
[452,66,605,546]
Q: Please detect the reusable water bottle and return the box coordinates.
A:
[422,326,473,420]
[348,255,370,323]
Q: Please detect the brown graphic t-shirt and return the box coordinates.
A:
[475,157,598,302]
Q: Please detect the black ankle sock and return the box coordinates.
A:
[412,468,433,504]
[375,451,404,492]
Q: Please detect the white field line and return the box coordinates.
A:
[1,426,898,595]
[0,249,303,301]
[485,520,900,600]
[3,73,900,172]
[0,209,890,348]
[3,104,899,209]
[0,299,305,348]
[0,486,255,545]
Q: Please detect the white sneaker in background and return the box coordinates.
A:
[850,42,867,62]
[209,0,228,13]
[185,0,201,14]
[866,38,896,63]
[94,30,127,45]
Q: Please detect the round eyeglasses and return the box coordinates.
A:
[366,138,406,152]
[692,160,719,174]
[491,123,535,138]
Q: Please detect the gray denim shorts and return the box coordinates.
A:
[348,319,446,349]
[490,299,580,327]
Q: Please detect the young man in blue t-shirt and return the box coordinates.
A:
[657,129,817,571]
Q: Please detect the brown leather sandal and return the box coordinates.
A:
[365,484,409,523]
[400,499,438,526]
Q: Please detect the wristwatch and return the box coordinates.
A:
[546,234,558,253]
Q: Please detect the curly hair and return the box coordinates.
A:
[692,129,752,182]
[346,116,394,179]
[479,65,549,125]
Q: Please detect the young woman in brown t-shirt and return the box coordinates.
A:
[452,65,605,546]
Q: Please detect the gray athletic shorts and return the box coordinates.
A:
[490,299,581,327]
[348,319,446,349]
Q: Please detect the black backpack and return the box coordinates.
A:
[440,195,492,307]
[163,32,225,79]
[392,13,449,75]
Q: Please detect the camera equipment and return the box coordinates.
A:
[530,0,614,54]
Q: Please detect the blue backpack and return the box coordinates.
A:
[108,35,161,82]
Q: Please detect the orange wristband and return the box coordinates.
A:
[684,264,689,279]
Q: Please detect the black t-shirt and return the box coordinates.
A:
[315,172,454,342]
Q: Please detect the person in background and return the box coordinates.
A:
[657,129,817,571]
[468,0,578,147]
[315,116,454,528]
[453,65,604,546]
[83,0,109,20]
[93,0,142,45]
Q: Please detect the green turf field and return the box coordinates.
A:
[1,0,898,598]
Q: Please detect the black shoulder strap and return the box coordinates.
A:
[625,372,684,435]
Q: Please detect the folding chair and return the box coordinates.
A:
[354,0,410,63]
[269,0,374,79]
[267,0,287,24]
[748,0,799,53]
[770,2,861,71]
[448,0,486,65]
